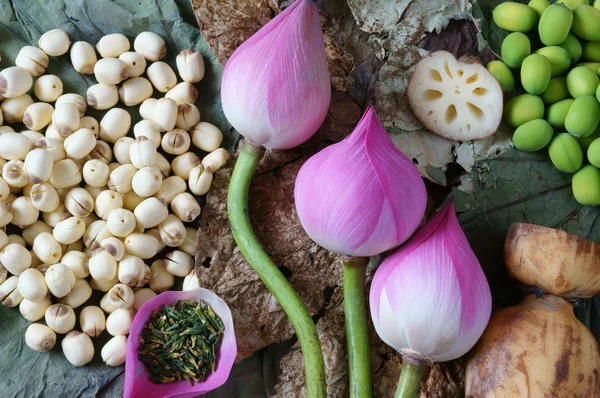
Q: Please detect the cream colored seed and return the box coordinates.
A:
[188,165,213,196]
[136,264,151,287]
[22,130,45,144]
[179,227,198,257]
[85,185,104,201]
[149,260,174,293]
[64,240,84,253]
[191,121,223,152]
[100,237,125,261]
[2,94,34,123]
[154,175,186,204]
[34,75,63,102]
[153,98,177,132]
[133,120,161,148]
[147,61,176,93]
[20,295,51,321]
[24,148,53,184]
[133,288,156,311]
[16,46,49,77]
[134,197,168,229]
[0,132,33,160]
[45,304,76,335]
[38,29,70,56]
[158,214,186,247]
[0,230,8,252]
[83,159,110,188]
[102,335,127,366]
[90,274,118,292]
[0,67,33,98]
[183,270,201,291]
[53,216,86,245]
[134,31,167,62]
[12,196,39,227]
[203,148,231,172]
[106,308,134,336]
[130,136,157,169]
[23,221,52,246]
[99,108,131,143]
[60,279,92,308]
[117,254,144,286]
[176,103,201,130]
[0,177,8,201]
[83,220,108,249]
[45,264,75,298]
[0,126,14,133]
[94,58,128,85]
[122,190,144,212]
[171,152,201,180]
[64,128,97,160]
[155,152,171,178]
[124,232,159,259]
[108,163,137,194]
[87,140,113,164]
[33,232,62,265]
[17,268,48,302]
[35,137,66,162]
[118,77,153,106]
[52,102,80,137]
[3,160,28,188]
[113,137,134,164]
[62,331,94,367]
[171,192,201,222]
[101,283,134,312]
[65,187,94,217]
[89,248,118,281]
[165,82,198,105]
[23,103,54,131]
[80,116,99,135]
[70,41,97,74]
[118,51,146,78]
[61,251,89,279]
[96,33,130,58]
[94,190,123,220]
[106,208,136,238]
[0,275,22,306]
[80,305,105,337]
[25,323,56,352]
[56,94,87,117]
[42,203,71,227]
[30,182,60,212]
[131,167,162,198]
[176,48,205,83]
[164,250,194,277]
[87,83,118,110]
[139,97,157,120]
[162,129,190,155]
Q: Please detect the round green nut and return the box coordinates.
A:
[501,32,531,69]
[582,41,600,63]
[559,34,582,63]
[597,83,600,103]
[512,119,554,152]
[566,66,600,98]
[556,0,587,10]
[548,133,583,173]
[534,46,572,77]
[578,62,600,73]
[493,2,537,32]
[571,5,600,41]
[486,61,515,92]
[565,96,600,137]
[588,138,600,167]
[577,128,600,152]
[546,98,575,128]
[504,94,545,128]
[521,54,551,95]
[572,164,600,206]
[539,4,573,46]
[595,0,600,11]
[541,77,569,105]
[528,0,550,18]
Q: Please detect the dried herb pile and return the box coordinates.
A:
[138,300,224,385]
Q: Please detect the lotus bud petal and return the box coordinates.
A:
[295,107,426,256]
[369,202,492,362]
[221,0,330,149]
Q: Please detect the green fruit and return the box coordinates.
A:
[572,165,600,206]
[541,77,569,105]
[539,4,573,46]
[512,119,554,152]
[486,61,515,92]
[546,99,575,128]
[521,54,552,95]
[595,0,600,11]
[534,46,572,77]
[571,5,600,41]
[493,2,537,32]
[589,139,600,168]
[559,34,582,63]
[548,133,583,173]
[577,128,600,151]
[582,41,600,63]
[556,0,587,9]
[528,0,550,18]
[577,62,600,73]
[565,96,600,137]
[502,32,531,69]
[597,83,600,103]
[504,94,545,128]
[566,66,600,98]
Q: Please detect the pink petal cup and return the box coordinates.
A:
[124,289,237,398]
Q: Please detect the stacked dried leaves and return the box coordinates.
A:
[191,0,499,396]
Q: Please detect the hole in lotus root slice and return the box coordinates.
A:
[423,89,443,101]
[444,62,453,78]
[446,104,457,124]
[472,87,489,96]
[466,102,484,120]
[466,73,479,84]
[430,69,443,82]
[457,69,464,77]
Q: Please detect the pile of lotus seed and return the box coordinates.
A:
[0,28,229,367]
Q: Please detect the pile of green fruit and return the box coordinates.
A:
[489,1,600,206]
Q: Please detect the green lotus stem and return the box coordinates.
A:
[227,141,326,398]
[343,256,372,398]
[395,357,428,398]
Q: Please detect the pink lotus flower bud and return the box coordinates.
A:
[370,202,492,362]
[294,106,426,256]
[221,0,330,150]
